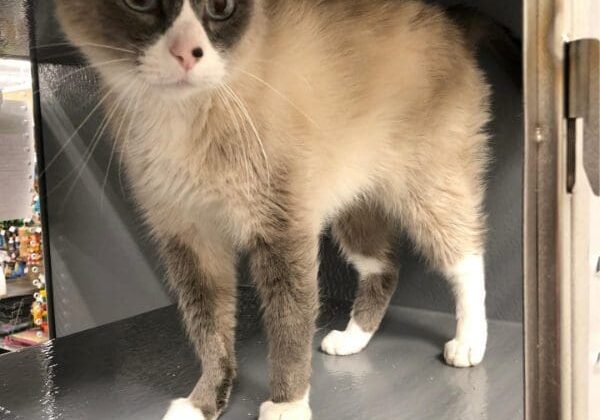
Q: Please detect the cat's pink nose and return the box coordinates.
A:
[169,40,204,71]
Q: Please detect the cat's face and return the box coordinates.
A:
[55,0,257,98]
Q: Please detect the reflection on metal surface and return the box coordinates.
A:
[39,341,58,420]
[0,298,523,420]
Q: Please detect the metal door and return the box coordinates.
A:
[524,1,600,419]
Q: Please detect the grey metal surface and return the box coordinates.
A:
[0,0,29,58]
[0,296,523,420]
[31,0,524,337]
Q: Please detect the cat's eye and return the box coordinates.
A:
[123,0,159,13]
[205,0,236,21]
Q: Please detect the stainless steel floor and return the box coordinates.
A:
[0,295,523,420]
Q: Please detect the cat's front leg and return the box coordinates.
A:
[161,238,237,420]
[249,230,320,420]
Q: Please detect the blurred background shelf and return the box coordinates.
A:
[2,278,36,299]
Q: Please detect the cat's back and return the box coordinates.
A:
[260,0,481,113]
[254,0,487,145]
[265,0,465,51]
[250,0,490,211]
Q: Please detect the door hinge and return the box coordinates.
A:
[565,39,600,195]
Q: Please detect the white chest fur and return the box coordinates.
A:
[124,97,259,245]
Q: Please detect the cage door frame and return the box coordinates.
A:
[524,0,600,419]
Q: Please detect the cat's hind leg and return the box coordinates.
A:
[442,253,487,367]
[400,171,488,368]
[321,203,399,356]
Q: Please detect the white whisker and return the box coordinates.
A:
[101,82,139,210]
[60,91,125,207]
[222,83,271,183]
[41,71,135,177]
[118,85,147,197]
[236,68,320,128]
[36,59,130,96]
[32,42,136,55]
[251,58,313,89]
[217,88,253,197]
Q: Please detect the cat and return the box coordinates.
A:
[55,1,496,419]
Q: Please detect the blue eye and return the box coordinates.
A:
[206,0,236,21]
[123,0,159,12]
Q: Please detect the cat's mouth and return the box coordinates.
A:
[166,80,194,88]
[141,75,196,90]
[141,75,221,96]
[134,58,225,94]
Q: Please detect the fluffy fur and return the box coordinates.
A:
[55,0,491,418]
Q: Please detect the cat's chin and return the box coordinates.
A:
[146,81,214,101]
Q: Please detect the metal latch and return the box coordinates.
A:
[566,39,600,195]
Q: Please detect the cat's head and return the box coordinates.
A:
[55,0,260,99]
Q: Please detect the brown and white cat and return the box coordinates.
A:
[55,1,494,419]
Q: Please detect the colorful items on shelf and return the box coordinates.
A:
[31,275,48,334]
[1,183,48,345]
[0,222,43,281]
[0,273,49,350]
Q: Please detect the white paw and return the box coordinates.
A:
[163,398,205,420]
[321,318,373,356]
[259,391,311,420]
[444,332,487,368]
